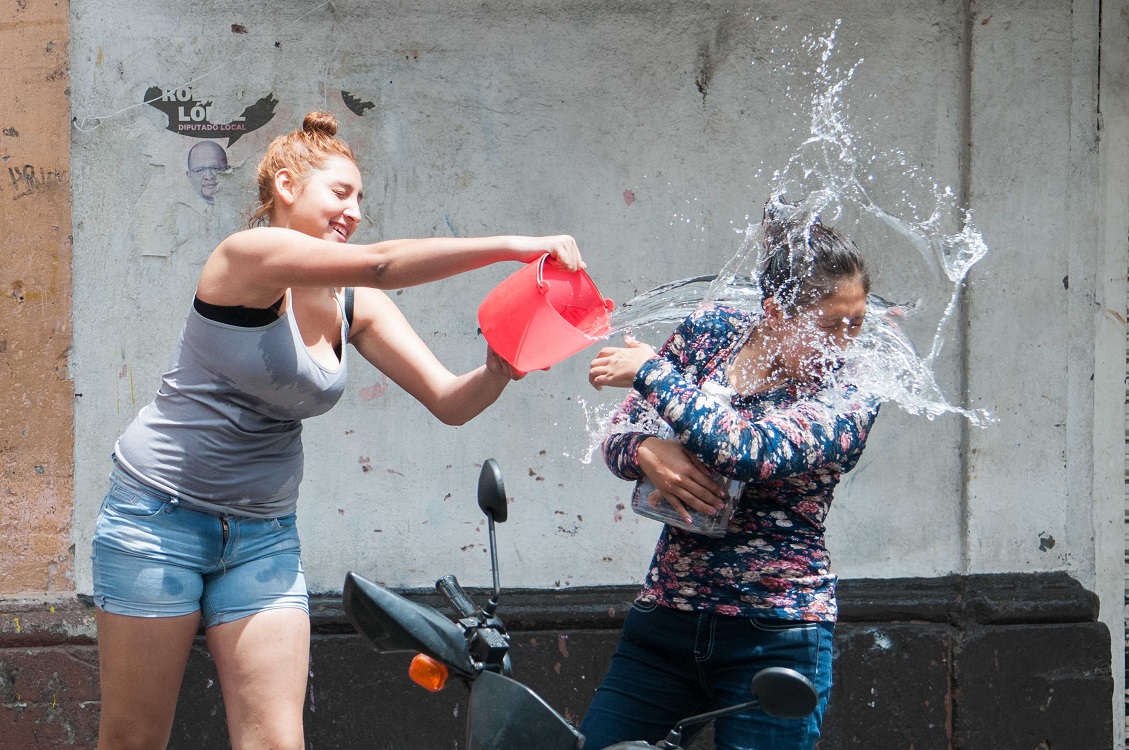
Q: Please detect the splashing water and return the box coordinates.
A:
[580,22,992,461]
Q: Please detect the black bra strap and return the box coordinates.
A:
[193,294,284,328]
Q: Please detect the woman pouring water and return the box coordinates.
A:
[582,204,878,750]
[92,111,584,750]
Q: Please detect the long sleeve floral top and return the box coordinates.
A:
[603,305,879,622]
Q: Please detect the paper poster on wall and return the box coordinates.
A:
[184,141,230,206]
[127,85,282,259]
[143,86,279,146]
[129,139,231,260]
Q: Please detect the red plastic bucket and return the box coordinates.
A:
[478,254,615,373]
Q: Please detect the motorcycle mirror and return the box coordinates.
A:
[343,572,477,679]
[478,459,508,523]
[646,666,818,749]
[750,666,818,719]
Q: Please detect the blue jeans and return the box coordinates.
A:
[579,602,834,750]
[92,466,308,628]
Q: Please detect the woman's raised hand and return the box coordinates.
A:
[512,235,585,272]
[636,438,726,523]
[485,346,526,381]
[588,336,658,390]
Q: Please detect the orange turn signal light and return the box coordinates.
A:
[409,653,450,692]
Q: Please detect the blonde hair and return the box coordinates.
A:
[248,111,356,227]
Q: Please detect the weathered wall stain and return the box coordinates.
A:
[115,362,135,414]
[694,15,747,100]
[358,375,391,401]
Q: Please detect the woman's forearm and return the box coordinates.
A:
[362,234,582,289]
[602,431,652,481]
[426,365,511,426]
[360,236,522,288]
[635,356,878,480]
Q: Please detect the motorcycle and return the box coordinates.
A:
[343,458,818,749]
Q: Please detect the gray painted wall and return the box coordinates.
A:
[68,0,1128,737]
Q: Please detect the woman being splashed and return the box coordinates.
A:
[583,201,876,750]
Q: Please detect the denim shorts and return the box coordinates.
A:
[92,466,308,628]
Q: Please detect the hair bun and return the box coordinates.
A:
[302,111,339,138]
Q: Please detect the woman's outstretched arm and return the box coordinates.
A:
[197,228,583,308]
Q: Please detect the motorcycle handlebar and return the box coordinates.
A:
[436,575,480,619]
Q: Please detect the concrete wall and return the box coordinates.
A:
[68,1,977,594]
[1,0,1126,745]
[65,0,1123,607]
[964,3,1128,734]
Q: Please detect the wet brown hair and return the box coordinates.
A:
[248,111,356,227]
[758,198,870,312]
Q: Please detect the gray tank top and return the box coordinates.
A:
[115,291,349,517]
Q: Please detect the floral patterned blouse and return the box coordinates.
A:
[603,305,879,622]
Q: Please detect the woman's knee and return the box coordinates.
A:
[229,725,304,750]
[97,716,175,750]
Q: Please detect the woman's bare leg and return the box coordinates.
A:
[206,608,310,750]
[96,609,201,750]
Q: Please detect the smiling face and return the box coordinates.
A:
[768,277,868,383]
[282,155,363,243]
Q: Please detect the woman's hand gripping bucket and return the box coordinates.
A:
[478,254,615,374]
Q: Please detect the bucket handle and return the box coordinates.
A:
[533,253,615,312]
[535,254,550,294]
